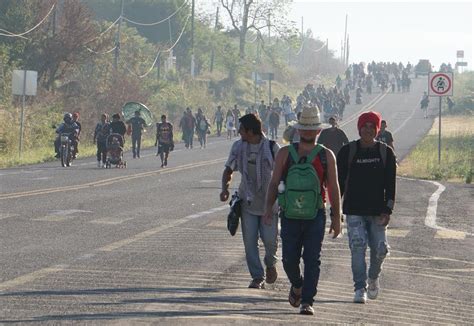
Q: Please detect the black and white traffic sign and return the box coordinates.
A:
[428,72,453,97]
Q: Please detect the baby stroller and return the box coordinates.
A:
[105,133,126,168]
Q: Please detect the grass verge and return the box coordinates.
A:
[398,115,473,183]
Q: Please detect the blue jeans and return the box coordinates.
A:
[280,209,326,305]
[346,215,390,291]
[241,209,278,281]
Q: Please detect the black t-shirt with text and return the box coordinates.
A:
[337,141,397,216]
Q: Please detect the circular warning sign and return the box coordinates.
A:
[429,72,453,96]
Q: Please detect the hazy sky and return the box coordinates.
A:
[291,1,473,69]
[199,1,472,70]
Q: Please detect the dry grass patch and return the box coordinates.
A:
[398,115,473,183]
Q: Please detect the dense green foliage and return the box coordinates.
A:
[0,0,345,166]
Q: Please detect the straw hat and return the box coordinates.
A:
[294,106,328,130]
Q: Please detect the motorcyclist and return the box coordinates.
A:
[54,113,79,158]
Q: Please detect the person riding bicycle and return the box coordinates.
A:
[54,113,79,158]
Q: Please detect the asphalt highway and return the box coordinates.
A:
[0,77,472,324]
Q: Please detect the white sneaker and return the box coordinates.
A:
[97,161,101,168]
[354,288,367,304]
[367,278,379,300]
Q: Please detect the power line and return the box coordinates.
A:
[311,41,327,53]
[122,0,188,27]
[85,45,117,55]
[0,3,56,38]
[124,14,191,79]
[85,17,121,44]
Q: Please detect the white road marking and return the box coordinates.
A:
[434,229,466,240]
[0,213,18,220]
[393,104,418,135]
[340,90,389,128]
[387,229,410,237]
[0,264,68,291]
[32,209,93,222]
[97,205,228,252]
[398,176,472,237]
[30,177,50,180]
[89,217,134,225]
[49,209,93,216]
[0,205,228,291]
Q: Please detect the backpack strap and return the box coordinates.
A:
[347,140,357,168]
[269,140,276,160]
[319,147,328,182]
[307,144,323,163]
[378,141,387,167]
[344,141,358,198]
[288,143,299,163]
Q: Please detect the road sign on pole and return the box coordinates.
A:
[428,72,453,97]
[427,72,454,165]
[12,70,37,159]
[456,50,464,58]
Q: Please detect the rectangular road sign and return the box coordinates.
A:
[261,72,274,80]
[12,70,37,96]
[456,50,464,58]
[456,62,468,67]
[428,72,453,97]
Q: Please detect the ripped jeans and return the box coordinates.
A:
[346,215,390,291]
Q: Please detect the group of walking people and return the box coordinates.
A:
[92,110,174,168]
[179,107,212,149]
[220,105,397,315]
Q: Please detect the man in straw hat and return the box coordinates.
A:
[336,111,396,304]
[263,105,342,315]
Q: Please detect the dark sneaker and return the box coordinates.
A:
[300,303,314,315]
[248,279,265,289]
[265,266,278,284]
[288,286,302,307]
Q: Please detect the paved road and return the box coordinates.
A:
[0,78,472,324]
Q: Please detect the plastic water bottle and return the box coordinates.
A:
[278,181,285,194]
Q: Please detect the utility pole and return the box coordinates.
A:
[210,6,219,73]
[325,38,329,74]
[268,12,271,41]
[346,35,350,66]
[340,39,343,62]
[301,16,304,66]
[343,14,348,67]
[52,3,57,36]
[114,0,125,70]
[190,0,195,78]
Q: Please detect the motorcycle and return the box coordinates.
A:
[60,133,75,167]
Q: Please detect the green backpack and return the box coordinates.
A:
[278,144,324,219]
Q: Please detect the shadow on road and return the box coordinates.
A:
[0,286,291,323]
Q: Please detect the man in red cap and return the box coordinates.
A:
[336,111,397,304]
